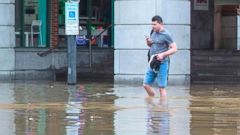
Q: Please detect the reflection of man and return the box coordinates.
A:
[66,85,88,135]
[145,97,169,135]
[143,15,177,97]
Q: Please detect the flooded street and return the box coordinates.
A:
[0,81,240,135]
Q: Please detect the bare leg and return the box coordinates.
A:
[159,87,167,97]
[143,84,155,97]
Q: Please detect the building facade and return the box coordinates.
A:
[0,0,15,80]
[114,0,191,85]
[0,0,239,84]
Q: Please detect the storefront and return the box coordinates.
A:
[191,0,240,84]
[15,0,114,49]
[4,0,239,84]
[191,0,240,50]
[12,0,115,81]
[0,0,192,84]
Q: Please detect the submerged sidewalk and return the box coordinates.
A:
[0,81,239,135]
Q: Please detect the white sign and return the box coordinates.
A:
[194,0,209,11]
[65,1,79,35]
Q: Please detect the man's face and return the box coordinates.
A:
[152,21,162,32]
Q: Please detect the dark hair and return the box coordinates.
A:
[152,15,163,24]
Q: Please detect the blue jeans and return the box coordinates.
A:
[143,60,169,88]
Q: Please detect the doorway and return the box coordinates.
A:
[214,2,240,50]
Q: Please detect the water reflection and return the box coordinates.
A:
[66,85,87,135]
[13,81,68,135]
[0,82,192,135]
[145,97,169,135]
[65,83,116,135]
[0,83,15,135]
[4,81,240,135]
[190,85,240,135]
[114,86,148,135]
[0,81,193,135]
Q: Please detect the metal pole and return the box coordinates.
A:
[20,0,25,47]
[87,0,92,70]
[86,0,92,38]
[67,35,77,85]
[89,40,92,69]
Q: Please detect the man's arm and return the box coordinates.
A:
[156,42,177,60]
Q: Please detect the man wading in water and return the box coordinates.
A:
[143,15,177,97]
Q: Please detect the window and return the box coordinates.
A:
[15,0,48,48]
[58,0,114,48]
[15,0,114,48]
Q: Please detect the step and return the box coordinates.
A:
[192,50,240,56]
[192,62,240,68]
[192,56,240,62]
[191,75,240,81]
[191,50,240,84]
[191,80,240,84]
[192,68,240,76]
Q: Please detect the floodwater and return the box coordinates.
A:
[0,81,240,135]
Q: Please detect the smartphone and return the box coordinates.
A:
[144,35,149,39]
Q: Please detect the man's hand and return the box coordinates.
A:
[156,42,177,61]
[146,38,153,47]
[156,53,164,61]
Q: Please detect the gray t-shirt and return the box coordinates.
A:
[150,29,174,61]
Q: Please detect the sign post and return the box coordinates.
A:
[65,1,79,85]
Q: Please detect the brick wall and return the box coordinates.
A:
[50,0,59,48]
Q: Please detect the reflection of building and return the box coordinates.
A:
[0,84,15,135]
[66,84,116,135]
[190,85,240,135]
[13,83,69,135]
[0,0,240,84]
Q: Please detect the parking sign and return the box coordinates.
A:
[65,1,79,35]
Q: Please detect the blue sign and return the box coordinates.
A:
[69,11,76,18]
[65,2,79,35]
